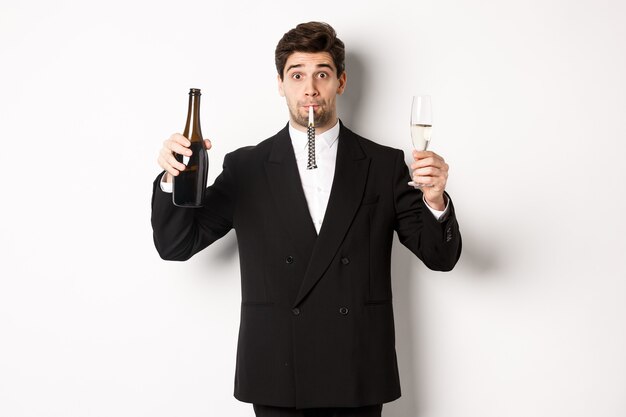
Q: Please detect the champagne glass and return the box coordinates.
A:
[409,95,433,187]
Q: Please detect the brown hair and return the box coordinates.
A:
[275,21,345,80]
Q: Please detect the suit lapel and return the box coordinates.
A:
[264,124,318,259]
[293,124,371,307]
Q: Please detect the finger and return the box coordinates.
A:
[411,172,448,192]
[157,154,181,176]
[204,139,212,150]
[412,150,439,160]
[159,152,185,174]
[169,133,191,147]
[164,140,193,158]
[159,146,187,166]
[165,165,181,176]
[412,166,441,177]
[413,150,431,157]
[412,157,443,170]
[412,171,434,185]
[414,164,449,178]
[158,148,187,172]
[164,135,191,155]
[158,134,190,176]
[413,150,445,164]
[412,171,447,188]
[166,152,187,172]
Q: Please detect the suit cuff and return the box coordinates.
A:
[159,172,173,193]
[423,193,450,222]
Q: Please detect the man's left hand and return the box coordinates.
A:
[410,150,449,211]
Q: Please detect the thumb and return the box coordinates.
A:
[204,138,212,150]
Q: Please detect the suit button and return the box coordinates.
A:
[339,307,349,315]
[292,308,300,316]
[341,257,350,265]
[286,256,294,264]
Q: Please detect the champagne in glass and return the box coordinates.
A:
[411,95,432,151]
[409,95,433,187]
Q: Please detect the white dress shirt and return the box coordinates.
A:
[289,122,340,234]
[161,121,449,233]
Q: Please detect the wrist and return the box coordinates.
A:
[425,195,445,211]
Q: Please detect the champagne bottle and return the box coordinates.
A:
[173,88,209,207]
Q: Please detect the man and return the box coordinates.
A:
[152,22,461,417]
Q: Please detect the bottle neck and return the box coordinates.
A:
[183,92,202,141]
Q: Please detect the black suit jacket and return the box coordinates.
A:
[151,122,461,408]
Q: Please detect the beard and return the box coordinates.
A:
[289,102,335,129]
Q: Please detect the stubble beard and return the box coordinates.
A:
[289,104,335,130]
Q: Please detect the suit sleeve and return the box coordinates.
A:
[151,152,237,261]
[392,150,462,271]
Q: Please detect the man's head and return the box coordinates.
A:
[275,22,347,132]
[275,22,345,81]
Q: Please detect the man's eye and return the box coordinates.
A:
[292,73,302,80]
[318,73,327,79]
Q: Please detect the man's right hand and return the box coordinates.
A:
[157,133,212,183]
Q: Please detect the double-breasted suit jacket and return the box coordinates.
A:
[151,122,462,409]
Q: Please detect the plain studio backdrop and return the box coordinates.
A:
[1,0,625,416]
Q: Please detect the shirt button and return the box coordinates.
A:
[341,257,350,265]
[339,307,349,315]
[292,308,300,316]
[285,256,294,264]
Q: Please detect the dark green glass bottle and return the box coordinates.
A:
[173,88,208,207]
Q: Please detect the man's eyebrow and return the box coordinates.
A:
[285,63,335,73]
[285,63,303,73]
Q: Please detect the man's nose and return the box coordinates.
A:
[304,79,318,97]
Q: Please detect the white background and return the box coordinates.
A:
[1,0,625,416]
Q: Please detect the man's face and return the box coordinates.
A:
[278,51,347,133]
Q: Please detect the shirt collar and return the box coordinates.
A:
[289,120,340,151]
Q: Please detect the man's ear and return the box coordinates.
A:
[277,74,285,97]
[337,71,347,95]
